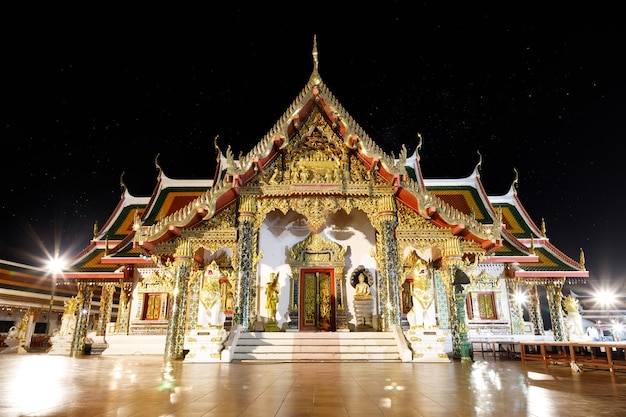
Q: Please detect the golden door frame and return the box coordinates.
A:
[289,234,346,331]
[299,268,335,331]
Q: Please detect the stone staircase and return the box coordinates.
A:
[230,331,407,362]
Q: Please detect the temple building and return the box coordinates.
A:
[1,38,589,360]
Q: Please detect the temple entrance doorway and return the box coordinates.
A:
[300,268,336,331]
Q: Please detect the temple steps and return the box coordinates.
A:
[231,331,402,362]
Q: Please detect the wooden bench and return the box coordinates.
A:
[472,339,520,359]
[520,341,626,372]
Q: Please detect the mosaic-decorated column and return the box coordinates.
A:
[545,281,566,341]
[187,269,202,330]
[434,271,450,329]
[455,291,472,362]
[506,279,525,334]
[375,196,402,332]
[95,283,115,336]
[70,283,93,357]
[164,240,194,359]
[525,283,544,335]
[233,196,257,331]
[442,238,465,358]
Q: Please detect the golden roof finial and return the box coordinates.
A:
[214,135,221,162]
[309,34,322,85]
[474,150,482,177]
[416,132,423,161]
[579,247,586,270]
[529,233,535,255]
[93,221,98,239]
[132,208,144,234]
[120,171,127,197]
[155,153,163,181]
[492,207,502,240]
[541,218,547,237]
[104,235,109,256]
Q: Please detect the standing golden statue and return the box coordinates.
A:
[265,272,280,322]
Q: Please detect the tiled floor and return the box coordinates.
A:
[1,353,626,417]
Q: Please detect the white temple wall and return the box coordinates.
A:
[258,208,377,330]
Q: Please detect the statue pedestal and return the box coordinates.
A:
[405,328,450,362]
[1,338,28,354]
[354,298,374,331]
[48,335,73,356]
[335,309,350,332]
[184,327,229,363]
[286,310,299,331]
[265,320,281,332]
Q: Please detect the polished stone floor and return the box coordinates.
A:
[1,353,625,417]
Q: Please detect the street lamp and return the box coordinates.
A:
[43,255,64,350]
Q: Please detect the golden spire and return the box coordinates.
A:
[93,221,98,238]
[541,218,547,237]
[529,233,535,255]
[309,34,322,85]
[104,235,109,256]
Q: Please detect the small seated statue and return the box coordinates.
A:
[354,273,372,299]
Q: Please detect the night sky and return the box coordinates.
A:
[1,6,625,292]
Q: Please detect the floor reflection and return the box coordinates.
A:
[0,354,625,416]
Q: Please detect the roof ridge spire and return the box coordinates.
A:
[309,34,322,85]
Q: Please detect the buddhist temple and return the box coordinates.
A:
[1,37,590,361]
